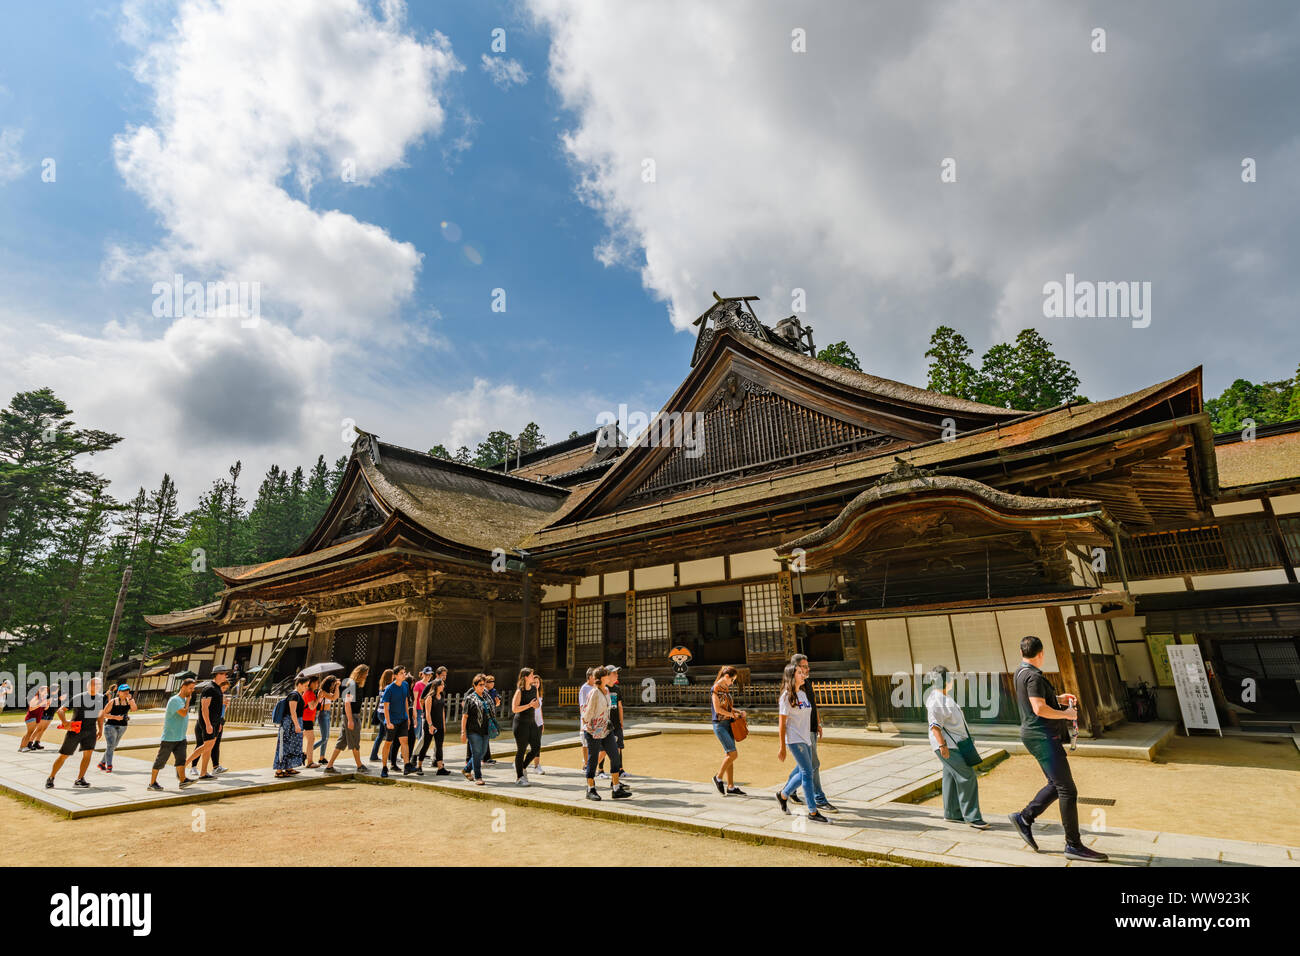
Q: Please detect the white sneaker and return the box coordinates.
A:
[516,775,531,787]
[597,770,610,780]
[533,767,545,775]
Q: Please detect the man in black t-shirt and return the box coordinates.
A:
[1007,635,1108,862]
[46,678,106,789]
[188,667,230,779]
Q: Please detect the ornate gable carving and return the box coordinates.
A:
[328,488,385,544]
[623,373,896,505]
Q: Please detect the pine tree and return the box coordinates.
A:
[816,341,862,371]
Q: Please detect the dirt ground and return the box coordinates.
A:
[126,729,886,789]
[0,782,874,867]
[920,735,1300,845]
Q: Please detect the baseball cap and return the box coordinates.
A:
[117,684,132,692]
[421,667,434,674]
[212,665,232,674]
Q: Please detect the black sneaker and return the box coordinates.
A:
[147,782,164,792]
[402,764,414,776]
[808,811,830,823]
[179,778,194,789]
[726,786,746,796]
[198,774,215,781]
[73,778,90,789]
[817,801,840,814]
[435,768,451,776]
[775,791,790,814]
[45,777,54,789]
[611,786,632,799]
[712,775,725,795]
[1064,844,1110,863]
[380,767,389,779]
[1008,812,1038,851]
[414,763,424,776]
[323,766,340,775]
[788,789,801,804]
[586,787,601,801]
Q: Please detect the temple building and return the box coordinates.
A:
[145,296,1300,733]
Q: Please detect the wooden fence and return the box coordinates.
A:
[558,679,866,710]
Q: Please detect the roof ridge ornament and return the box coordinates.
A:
[874,457,937,488]
[689,292,815,367]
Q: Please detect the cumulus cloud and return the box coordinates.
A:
[480,53,530,89]
[527,0,1300,396]
[111,0,461,340]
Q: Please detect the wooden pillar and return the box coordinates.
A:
[307,627,333,665]
[413,614,431,671]
[625,590,637,668]
[566,597,577,672]
[854,619,879,725]
[481,607,495,670]
[777,569,798,660]
[394,618,418,671]
[1046,605,1096,735]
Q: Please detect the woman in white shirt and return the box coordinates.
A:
[776,664,829,823]
[925,665,989,829]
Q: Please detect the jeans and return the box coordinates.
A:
[102,723,127,764]
[314,711,330,758]
[782,737,827,805]
[936,747,984,823]
[784,742,819,812]
[712,720,736,752]
[514,721,541,778]
[583,732,621,779]
[369,721,386,762]
[464,732,488,780]
[1021,735,1080,845]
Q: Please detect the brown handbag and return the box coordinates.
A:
[730,713,749,742]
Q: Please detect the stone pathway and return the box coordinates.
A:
[2,729,1295,867]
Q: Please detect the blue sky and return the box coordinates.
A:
[1,1,1297,504]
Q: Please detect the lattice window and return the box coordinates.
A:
[572,603,603,665]
[636,594,670,660]
[494,620,521,662]
[540,609,556,649]
[839,621,858,651]
[432,617,480,659]
[742,582,784,656]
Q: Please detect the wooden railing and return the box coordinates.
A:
[557,679,865,709]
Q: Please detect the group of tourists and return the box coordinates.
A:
[15,627,1108,860]
[268,663,552,786]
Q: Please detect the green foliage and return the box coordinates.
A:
[1206,376,1297,433]
[816,341,862,372]
[428,443,451,459]
[925,327,1085,411]
[0,388,346,675]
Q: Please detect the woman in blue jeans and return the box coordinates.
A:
[368,668,394,762]
[460,673,492,784]
[710,666,746,796]
[315,675,338,761]
[775,664,828,823]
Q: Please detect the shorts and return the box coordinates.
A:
[194,721,222,745]
[302,719,315,731]
[335,720,362,751]
[385,720,410,747]
[59,729,97,755]
[713,720,736,753]
[152,739,188,770]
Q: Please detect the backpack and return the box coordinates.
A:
[271,695,289,725]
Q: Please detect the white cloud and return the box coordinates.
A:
[527,0,1300,396]
[480,53,530,89]
[0,128,27,183]
[111,0,462,341]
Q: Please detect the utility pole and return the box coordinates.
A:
[100,567,132,680]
